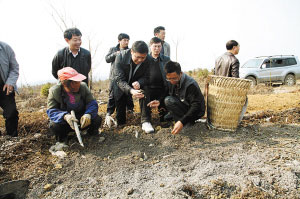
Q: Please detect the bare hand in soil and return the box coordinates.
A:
[172,121,183,134]
[147,100,160,108]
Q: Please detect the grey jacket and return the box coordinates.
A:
[162,41,171,57]
[0,41,19,89]
[214,52,239,78]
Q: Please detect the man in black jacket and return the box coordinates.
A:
[113,41,152,132]
[52,28,91,85]
[143,37,170,132]
[105,34,133,128]
[148,61,205,134]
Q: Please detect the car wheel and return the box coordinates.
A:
[246,76,257,86]
[284,74,295,86]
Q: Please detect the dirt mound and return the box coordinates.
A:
[1,84,300,198]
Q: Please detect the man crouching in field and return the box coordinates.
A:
[148,61,205,134]
[46,67,102,143]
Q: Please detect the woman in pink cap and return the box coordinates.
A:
[46,67,102,143]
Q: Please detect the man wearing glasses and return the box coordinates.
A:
[148,61,205,134]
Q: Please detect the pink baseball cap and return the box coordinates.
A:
[57,67,86,81]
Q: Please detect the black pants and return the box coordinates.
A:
[164,96,199,124]
[0,85,19,137]
[144,88,167,122]
[115,94,148,125]
[107,82,134,115]
[49,114,102,142]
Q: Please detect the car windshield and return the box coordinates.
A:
[242,59,263,68]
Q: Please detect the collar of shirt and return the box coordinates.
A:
[150,53,161,62]
[69,48,80,58]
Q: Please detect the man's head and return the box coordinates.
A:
[64,28,82,51]
[118,33,130,49]
[164,61,182,85]
[154,26,166,41]
[150,37,162,58]
[131,41,148,65]
[226,40,240,55]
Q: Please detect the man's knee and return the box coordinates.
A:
[164,96,177,108]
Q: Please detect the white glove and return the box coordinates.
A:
[104,114,117,128]
[80,114,91,129]
[64,114,78,130]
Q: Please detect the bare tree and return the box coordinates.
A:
[171,35,184,62]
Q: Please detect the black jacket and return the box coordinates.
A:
[113,49,150,100]
[52,47,91,84]
[149,53,170,100]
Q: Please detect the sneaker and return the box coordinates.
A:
[142,122,154,134]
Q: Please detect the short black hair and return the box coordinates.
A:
[132,41,148,54]
[149,37,162,46]
[164,61,181,75]
[118,33,130,41]
[64,28,82,40]
[154,26,165,35]
[226,40,239,50]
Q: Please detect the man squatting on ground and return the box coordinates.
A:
[214,40,246,122]
[46,67,102,143]
[104,33,134,128]
[113,41,152,130]
[141,37,171,133]
[0,41,19,137]
[52,28,91,85]
[148,61,206,134]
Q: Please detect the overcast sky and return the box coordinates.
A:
[1,0,300,86]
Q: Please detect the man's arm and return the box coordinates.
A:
[179,84,205,125]
[231,59,240,78]
[52,52,61,79]
[5,45,19,89]
[114,54,132,95]
[105,47,119,63]
[87,51,92,73]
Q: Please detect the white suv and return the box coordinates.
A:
[240,55,300,86]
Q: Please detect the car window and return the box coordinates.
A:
[242,59,263,68]
[287,58,297,66]
[270,58,297,67]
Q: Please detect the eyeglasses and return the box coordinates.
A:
[166,77,180,82]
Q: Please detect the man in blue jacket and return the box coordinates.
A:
[0,41,19,137]
[47,67,101,142]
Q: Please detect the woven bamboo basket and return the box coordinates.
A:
[207,75,251,131]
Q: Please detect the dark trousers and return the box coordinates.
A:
[164,96,198,124]
[0,85,19,137]
[144,88,167,122]
[115,94,148,125]
[49,114,102,142]
[107,82,134,115]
